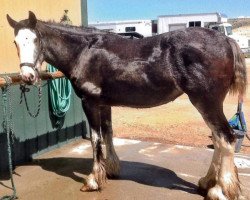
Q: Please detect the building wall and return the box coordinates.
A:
[0,0,87,74]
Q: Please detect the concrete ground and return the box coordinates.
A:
[0,138,250,200]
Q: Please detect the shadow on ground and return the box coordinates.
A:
[26,157,199,195]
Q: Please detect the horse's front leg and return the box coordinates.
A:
[80,100,106,191]
[100,106,120,178]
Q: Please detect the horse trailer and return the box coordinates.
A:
[157,12,228,33]
[89,20,154,37]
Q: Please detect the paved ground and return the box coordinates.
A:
[0,138,250,200]
[1,138,250,200]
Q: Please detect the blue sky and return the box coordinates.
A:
[88,0,250,22]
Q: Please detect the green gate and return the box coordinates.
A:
[0,78,89,173]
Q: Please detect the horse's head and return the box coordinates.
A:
[7,11,43,85]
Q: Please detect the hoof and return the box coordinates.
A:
[205,184,242,200]
[198,177,208,195]
[198,177,216,196]
[206,185,227,200]
[80,184,97,192]
[80,174,99,192]
[198,187,208,197]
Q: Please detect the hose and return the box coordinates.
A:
[47,64,71,118]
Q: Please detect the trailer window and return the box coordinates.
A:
[189,21,201,27]
[225,26,232,35]
[125,27,136,32]
[219,26,225,34]
[152,20,158,34]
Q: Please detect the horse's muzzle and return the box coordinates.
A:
[21,72,38,85]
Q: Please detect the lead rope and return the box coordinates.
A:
[1,76,17,200]
[19,80,42,118]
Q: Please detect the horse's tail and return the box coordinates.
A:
[228,38,247,96]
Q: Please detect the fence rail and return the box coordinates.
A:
[0,71,65,88]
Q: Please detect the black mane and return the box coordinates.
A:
[38,20,114,36]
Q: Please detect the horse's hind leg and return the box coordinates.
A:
[100,106,120,178]
[198,132,221,195]
[189,96,241,200]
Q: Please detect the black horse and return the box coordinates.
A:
[7,12,247,200]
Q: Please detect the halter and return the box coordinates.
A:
[20,62,36,68]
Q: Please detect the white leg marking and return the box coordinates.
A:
[216,135,235,184]
[199,133,220,190]
[208,185,228,200]
[87,174,98,190]
[215,134,240,199]
[91,129,99,144]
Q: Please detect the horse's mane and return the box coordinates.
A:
[38,20,114,37]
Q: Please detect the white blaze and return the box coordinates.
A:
[15,29,37,77]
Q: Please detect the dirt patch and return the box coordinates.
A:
[112,59,250,153]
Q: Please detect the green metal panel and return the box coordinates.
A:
[0,80,89,173]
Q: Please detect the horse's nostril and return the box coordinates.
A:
[29,73,35,80]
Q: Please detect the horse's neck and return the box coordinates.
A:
[38,22,88,76]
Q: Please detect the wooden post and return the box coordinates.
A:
[0,71,65,88]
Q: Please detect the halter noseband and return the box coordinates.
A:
[20,62,36,69]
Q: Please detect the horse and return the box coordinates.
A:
[7,11,247,200]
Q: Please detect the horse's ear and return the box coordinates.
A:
[28,11,37,29]
[6,14,17,28]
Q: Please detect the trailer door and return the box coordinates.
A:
[169,23,186,32]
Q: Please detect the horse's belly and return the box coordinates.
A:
[101,83,183,108]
